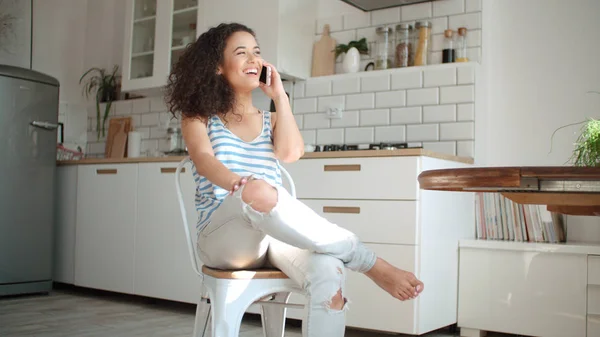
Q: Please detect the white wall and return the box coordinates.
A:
[477,0,600,239]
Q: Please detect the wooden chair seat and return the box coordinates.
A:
[202,265,289,280]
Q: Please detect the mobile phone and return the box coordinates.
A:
[259,65,271,86]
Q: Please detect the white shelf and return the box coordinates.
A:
[171,45,187,51]
[460,238,600,255]
[173,6,197,15]
[134,15,156,23]
[307,61,478,82]
[132,51,154,58]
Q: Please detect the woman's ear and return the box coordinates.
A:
[216,66,223,75]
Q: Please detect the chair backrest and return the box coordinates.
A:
[175,156,296,276]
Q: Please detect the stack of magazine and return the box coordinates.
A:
[474,192,566,243]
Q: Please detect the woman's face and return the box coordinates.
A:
[218,31,263,92]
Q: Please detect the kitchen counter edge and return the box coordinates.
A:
[56,149,474,166]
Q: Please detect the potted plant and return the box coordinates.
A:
[79,65,120,139]
[569,118,600,167]
[334,38,369,73]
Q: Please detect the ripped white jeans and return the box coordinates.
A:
[196,178,377,337]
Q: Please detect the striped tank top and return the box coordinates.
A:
[192,110,283,231]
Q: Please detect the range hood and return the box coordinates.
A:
[341,0,440,11]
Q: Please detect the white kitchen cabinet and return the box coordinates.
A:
[202,0,317,81]
[134,162,202,303]
[122,0,204,93]
[53,166,78,284]
[74,164,138,294]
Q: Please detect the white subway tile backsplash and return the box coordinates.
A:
[407,124,439,142]
[431,17,449,35]
[423,141,456,155]
[317,16,343,34]
[294,114,303,128]
[346,93,375,110]
[457,140,474,157]
[133,98,150,114]
[375,125,406,142]
[407,88,439,106]
[301,130,316,144]
[141,139,158,154]
[150,96,168,112]
[141,112,159,127]
[391,107,422,124]
[457,66,475,84]
[360,109,389,126]
[294,98,317,114]
[440,85,474,104]
[306,81,332,97]
[401,2,432,21]
[440,121,474,140]
[343,12,371,30]
[424,67,457,87]
[431,34,445,52]
[391,71,422,89]
[114,100,133,115]
[467,47,481,62]
[467,29,482,48]
[138,126,151,139]
[304,113,330,129]
[433,0,465,17]
[331,110,359,128]
[457,103,474,121]
[466,0,482,12]
[317,128,344,144]
[130,114,142,128]
[294,82,305,98]
[318,95,345,112]
[333,77,360,95]
[150,126,166,139]
[330,30,357,46]
[361,74,390,92]
[449,12,481,30]
[423,105,456,122]
[356,27,378,44]
[376,90,406,108]
[345,127,374,144]
[87,142,105,155]
[371,7,401,25]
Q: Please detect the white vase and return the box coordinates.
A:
[342,47,360,73]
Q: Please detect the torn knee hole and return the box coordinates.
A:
[326,288,347,312]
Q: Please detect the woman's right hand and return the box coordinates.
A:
[229,175,253,195]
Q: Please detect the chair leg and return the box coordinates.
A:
[261,292,292,337]
[210,287,247,337]
[193,297,211,337]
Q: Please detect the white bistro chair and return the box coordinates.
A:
[175,157,305,337]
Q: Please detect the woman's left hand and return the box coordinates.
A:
[259,61,287,102]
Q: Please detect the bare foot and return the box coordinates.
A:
[365,258,424,301]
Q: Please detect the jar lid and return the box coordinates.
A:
[458,27,468,35]
[167,127,181,134]
[415,21,431,28]
[395,23,412,31]
[376,26,393,34]
[444,29,453,38]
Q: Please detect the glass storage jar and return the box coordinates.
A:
[413,21,432,66]
[375,26,393,70]
[394,23,412,68]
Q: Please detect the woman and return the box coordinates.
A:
[165,22,424,337]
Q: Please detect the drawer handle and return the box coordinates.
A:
[324,164,361,172]
[323,206,360,214]
[161,167,185,174]
[96,169,117,175]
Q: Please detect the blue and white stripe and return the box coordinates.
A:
[192,111,282,230]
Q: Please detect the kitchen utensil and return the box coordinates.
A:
[105,117,133,158]
[311,24,336,77]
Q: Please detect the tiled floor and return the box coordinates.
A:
[0,286,513,337]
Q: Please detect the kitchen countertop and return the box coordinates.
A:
[56,148,474,166]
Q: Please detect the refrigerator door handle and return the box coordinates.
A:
[30,120,60,130]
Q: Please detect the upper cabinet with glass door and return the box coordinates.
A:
[121,0,203,94]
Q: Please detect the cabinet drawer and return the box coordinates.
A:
[589,255,600,285]
[589,286,600,315]
[301,199,418,245]
[345,244,417,334]
[283,157,420,200]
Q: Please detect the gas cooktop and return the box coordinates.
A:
[314,142,422,152]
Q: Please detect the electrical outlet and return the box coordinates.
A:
[326,106,343,119]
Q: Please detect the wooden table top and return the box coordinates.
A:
[417,166,600,216]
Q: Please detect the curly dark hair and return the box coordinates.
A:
[164,23,255,122]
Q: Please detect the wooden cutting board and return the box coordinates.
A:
[311,24,336,77]
[105,117,133,158]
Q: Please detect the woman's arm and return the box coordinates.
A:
[181,117,246,193]
[261,62,304,163]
